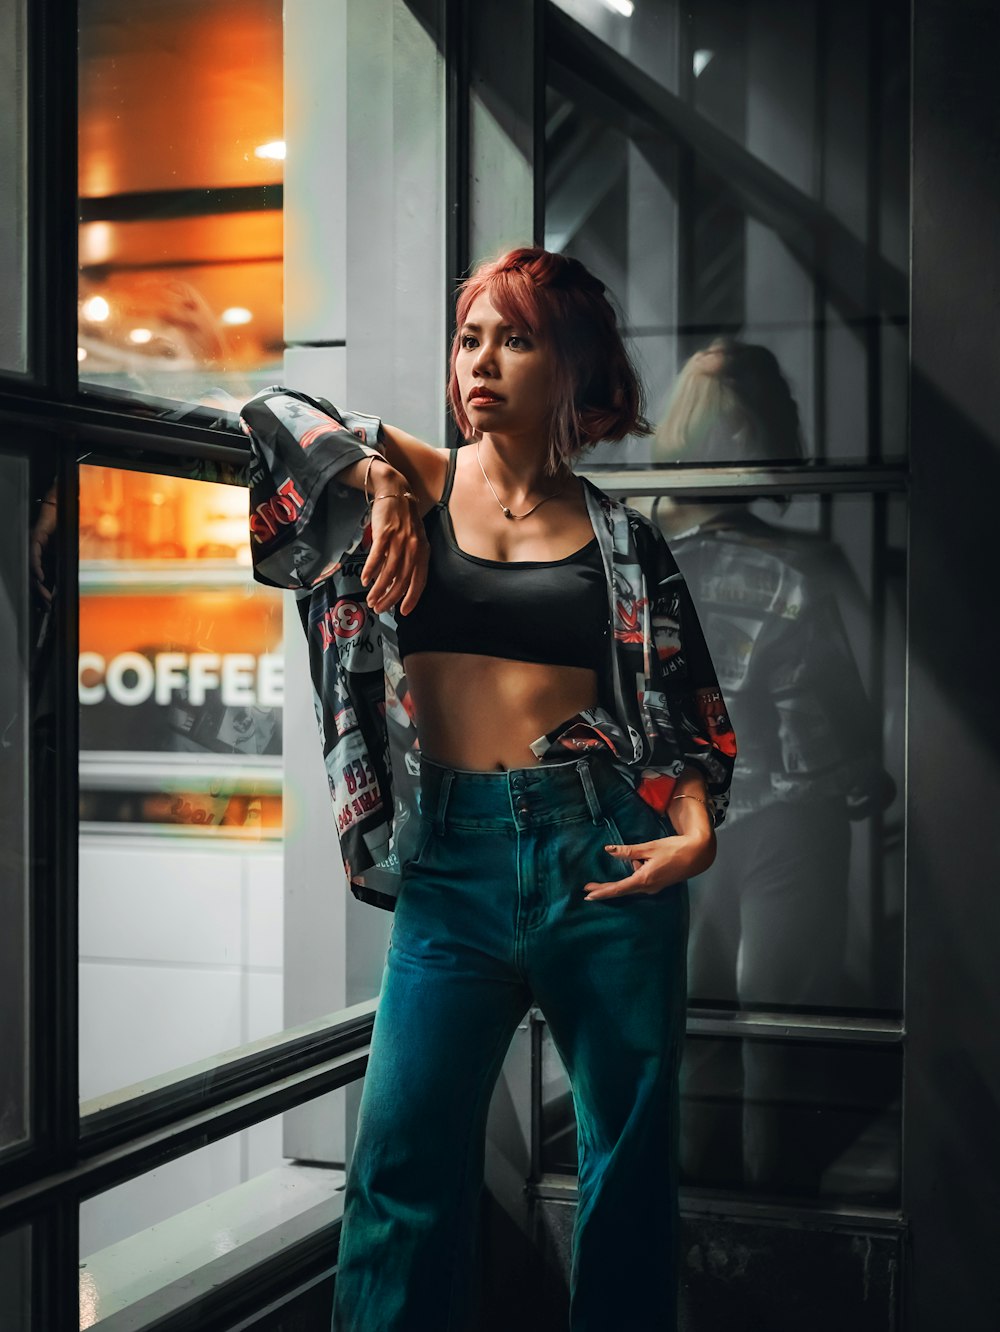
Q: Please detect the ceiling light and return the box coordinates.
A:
[602,0,634,15]
[129,328,153,344]
[693,49,714,77]
[254,141,286,161]
[82,295,110,323]
[77,347,87,362]
[222,307,253,326]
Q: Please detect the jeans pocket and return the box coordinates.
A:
[603,794,677,898]
[601,813,635,881]
[401,813,436,881]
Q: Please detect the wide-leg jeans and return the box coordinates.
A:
[331,750,690,1331]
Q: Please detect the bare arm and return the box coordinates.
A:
[336,423,449,514]
[333,423,449,616]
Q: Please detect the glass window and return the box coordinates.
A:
[546,0,910,466]
[0,0,27,373]
[77,0,448,1138]
[636,491,905,1016]
[540,1022,901,1207]
[79,1095,345,1327]
[77,0,449,439]
[78,464,288,1105]
[0,453,32,1155]
[78,0,284,407]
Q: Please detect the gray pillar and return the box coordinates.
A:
[281,0,447,1169]
[907,2,1000,1325]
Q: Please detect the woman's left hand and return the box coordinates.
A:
[582,830,716,900]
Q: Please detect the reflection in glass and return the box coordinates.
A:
[0,0,27,372]
[0,455,31,1154]
[545,0,910,464]
[540,1023,900,1206]
[646,344,904,1016]
[79,464,286,1104]
[78,0,283,405]
[79,1097,344,1327]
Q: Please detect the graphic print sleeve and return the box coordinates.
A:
[642,518,737,826]
[240,386,385,591]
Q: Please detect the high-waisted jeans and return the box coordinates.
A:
[331,750,690,1332]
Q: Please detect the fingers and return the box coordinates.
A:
[397,549,429,616]
[363,514,428,614]
[583,839,676,899]
[583,872,641,901]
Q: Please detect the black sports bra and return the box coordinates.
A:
[395,447,611,681]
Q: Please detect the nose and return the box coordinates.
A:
[471,340,498,377]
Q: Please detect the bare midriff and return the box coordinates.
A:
[403,651,599,771]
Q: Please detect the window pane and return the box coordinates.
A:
[546,0,910,465]
[0,453,31,1154]
[0,0,27,372]
[78,0,284,406]
[540,1023,901,1207]
[79,1095,344,1327]
[636,491,905,1016]
[77,0,448,1172]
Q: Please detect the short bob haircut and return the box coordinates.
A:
[447,246,651,478]
[655,338,805,464]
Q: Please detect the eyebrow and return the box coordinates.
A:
[460,321,522,334]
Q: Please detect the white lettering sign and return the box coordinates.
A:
[78,652,285,708]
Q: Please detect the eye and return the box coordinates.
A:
[507,335,530,349]
[460,334,478,349]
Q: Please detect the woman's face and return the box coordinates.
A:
[455,290,558,440]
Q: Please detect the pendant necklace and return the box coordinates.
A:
[479,439,569,516]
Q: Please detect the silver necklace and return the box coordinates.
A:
[475,439,570,520]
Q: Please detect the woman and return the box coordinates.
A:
[243,247,735,1330]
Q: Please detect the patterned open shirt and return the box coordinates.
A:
[241,387,736,913]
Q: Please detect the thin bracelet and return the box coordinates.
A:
[670,793,708,806]
[362,454,379,505]
[370,491,418,506]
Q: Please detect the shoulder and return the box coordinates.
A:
[625,504,682,575]
[579,475,681,573]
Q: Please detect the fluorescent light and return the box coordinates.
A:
[254,140,286,161]
[129,328,153,344]
[222,307,253,326]
[82,295,110,323]
[602,0,634,15]
[693,49,714,77]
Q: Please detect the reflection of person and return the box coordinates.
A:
[651,338,895,1192]
[245,249,736,1331]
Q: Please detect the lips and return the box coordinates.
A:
[468,389,503,404]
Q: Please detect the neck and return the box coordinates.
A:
[477,430,571,500]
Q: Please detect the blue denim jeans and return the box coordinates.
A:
[331,751,689,1332]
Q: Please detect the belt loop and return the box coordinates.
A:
[575,758,603,826]
[433,768,454,835]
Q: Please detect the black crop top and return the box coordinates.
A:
[395,447,611,681]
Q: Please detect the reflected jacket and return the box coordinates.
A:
[241,387,736,913]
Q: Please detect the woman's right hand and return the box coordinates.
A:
[360,467,430,616]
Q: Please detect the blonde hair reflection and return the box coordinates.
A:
[655,337,805,465]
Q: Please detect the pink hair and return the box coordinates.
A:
[447,246,651,477]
